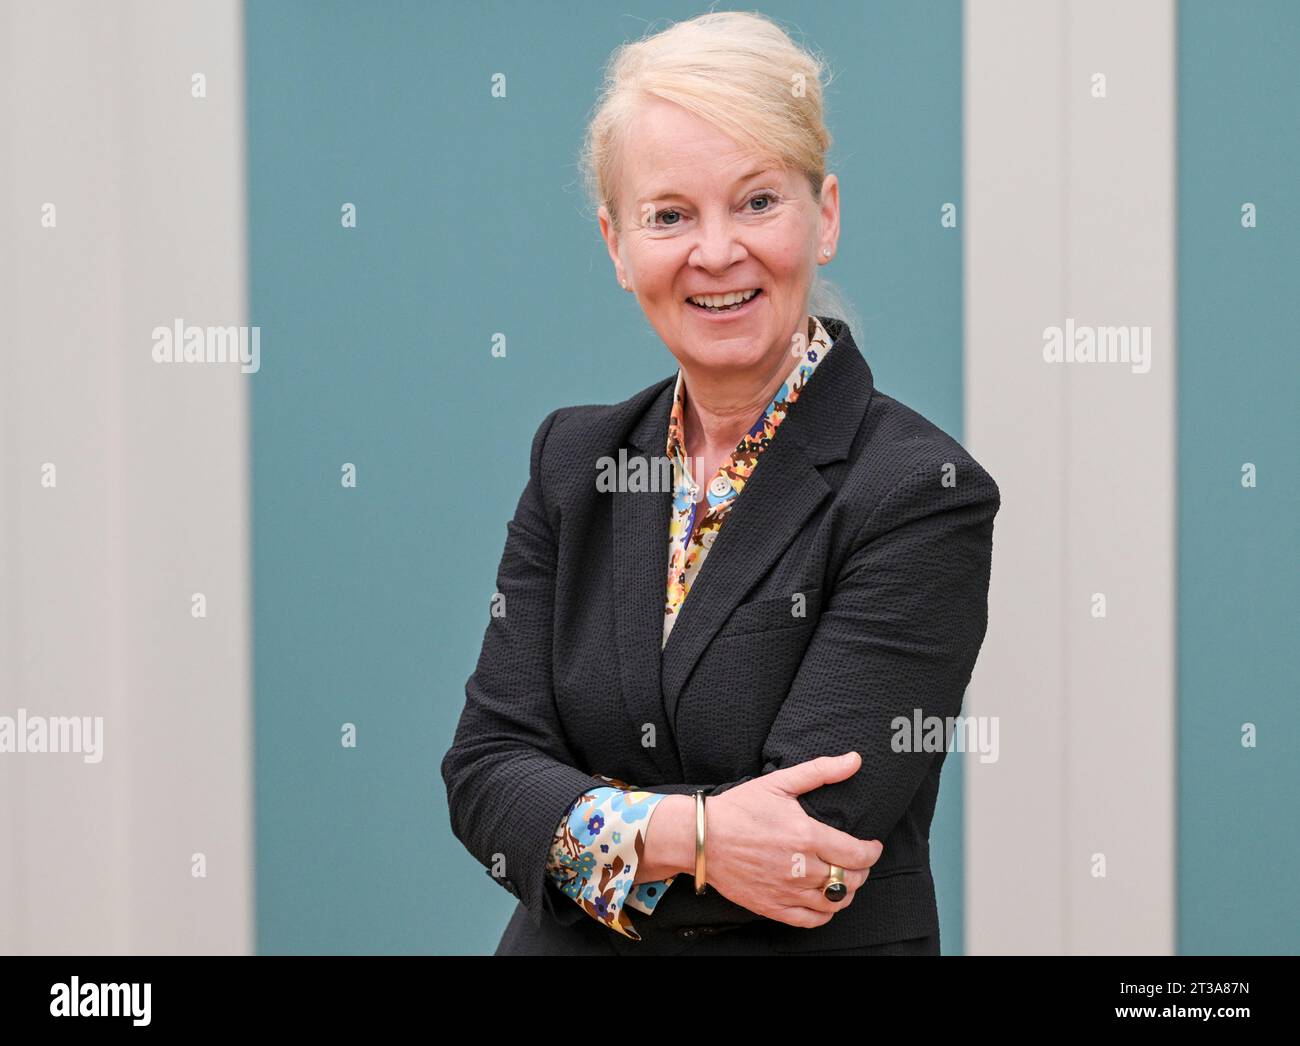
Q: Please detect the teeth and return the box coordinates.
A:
[688,288,759,309]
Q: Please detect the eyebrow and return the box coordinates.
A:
[636,166,777,204]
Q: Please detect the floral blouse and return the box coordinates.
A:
[542,314,835,940]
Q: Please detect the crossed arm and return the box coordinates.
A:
[440,408,1001,937]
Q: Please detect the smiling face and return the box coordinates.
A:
[598,96,839,384]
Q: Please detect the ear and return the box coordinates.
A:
[817,174,841,261]
[597,205,627,286]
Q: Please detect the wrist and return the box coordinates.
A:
[639,794,697,880]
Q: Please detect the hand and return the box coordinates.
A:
[704,752,884,928]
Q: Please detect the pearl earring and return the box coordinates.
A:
[822,247,832,257]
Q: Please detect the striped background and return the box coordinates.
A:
[1,0,1294,955]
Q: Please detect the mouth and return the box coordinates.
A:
[685,287,763,315]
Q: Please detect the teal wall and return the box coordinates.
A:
[1176,0,1300,954]
[247,0,967,954]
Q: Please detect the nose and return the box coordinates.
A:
[688,215,748,273]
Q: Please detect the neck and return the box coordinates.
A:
[680,321,804,457]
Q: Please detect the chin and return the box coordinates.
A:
[681,337,769,371]
[681,335,772,372]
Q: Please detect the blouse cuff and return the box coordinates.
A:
[545,775,678,940]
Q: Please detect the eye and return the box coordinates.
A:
[654,208,682,227]
[747,193,777,213]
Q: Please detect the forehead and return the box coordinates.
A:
[619,98,788,200]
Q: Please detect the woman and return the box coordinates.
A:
[441,11,1000,957]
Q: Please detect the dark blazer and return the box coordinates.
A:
[441,316,1001,955]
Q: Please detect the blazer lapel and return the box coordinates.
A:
[658,433,831,727]
[660,318,876,734]
[612,317,876,767]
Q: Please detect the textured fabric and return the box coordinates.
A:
[540,315,832,940]
[663,314,833,646]
[441,316,1001,954]
[495,898,941,956]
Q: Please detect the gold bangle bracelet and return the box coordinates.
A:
[694,789,707,894]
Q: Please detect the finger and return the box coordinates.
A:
[790,859,870,914]
[810,822,883,872]
[772,904,838,929]
[767,752,861,797]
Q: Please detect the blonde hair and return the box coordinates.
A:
[580,10,857,327]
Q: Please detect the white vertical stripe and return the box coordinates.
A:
[0,0,251,953]
[963,0,1176,954]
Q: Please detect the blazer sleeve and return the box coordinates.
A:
[440,408,631,929]
[633,455,1001,928]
